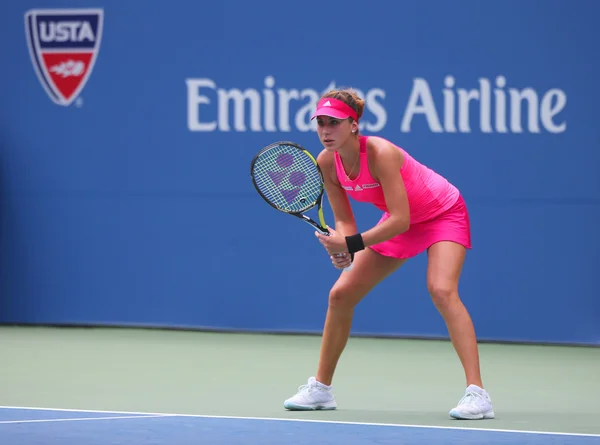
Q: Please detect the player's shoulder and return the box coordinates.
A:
[365,135,404,164]
[316,148,334,167]
[316,148,340,184]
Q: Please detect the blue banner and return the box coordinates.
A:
[1,0,598,345]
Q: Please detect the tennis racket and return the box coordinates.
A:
[250,141,353,271]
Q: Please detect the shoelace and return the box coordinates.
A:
[297,381,328,394]
[457,390,486,406]
[297,383,316,394]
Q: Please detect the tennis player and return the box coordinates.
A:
[283,89,494,420]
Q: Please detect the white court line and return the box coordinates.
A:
[0,405,598,438]
[0,414,172,425]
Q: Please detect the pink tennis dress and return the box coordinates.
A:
[333,136,471,259]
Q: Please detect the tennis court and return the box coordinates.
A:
[2,326,598,444]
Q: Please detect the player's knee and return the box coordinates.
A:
[427,281,458,310]
[328,284,356,310]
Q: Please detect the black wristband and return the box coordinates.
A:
[345,233,365,254]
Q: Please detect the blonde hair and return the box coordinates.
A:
[320,87,365,122]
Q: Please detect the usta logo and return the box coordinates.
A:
[25,8,104,106]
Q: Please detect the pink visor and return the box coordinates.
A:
[311,97,358,121]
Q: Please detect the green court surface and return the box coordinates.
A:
[1,326,598,436]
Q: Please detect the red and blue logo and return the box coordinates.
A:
[25,9,104,106]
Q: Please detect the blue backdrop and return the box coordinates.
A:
[1,0,598,345]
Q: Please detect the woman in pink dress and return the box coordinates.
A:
[283,89,494,421]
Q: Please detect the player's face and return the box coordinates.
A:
[316,116,356,151]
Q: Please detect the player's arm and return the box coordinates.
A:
[359,138,410,247]
[316,150,358,238]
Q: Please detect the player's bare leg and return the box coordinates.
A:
[284,248,406,410]
[426,241,494,420]
[316,249,406,385]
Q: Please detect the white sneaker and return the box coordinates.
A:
[449,384,495,420]
[283,377,337,410]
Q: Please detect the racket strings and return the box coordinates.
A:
[252,144,323,213]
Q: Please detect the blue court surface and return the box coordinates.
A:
[1,406,599,445]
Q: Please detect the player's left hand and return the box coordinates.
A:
[331,252,352,270]
[315,227,348,255]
